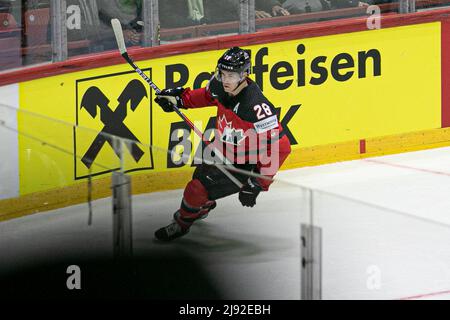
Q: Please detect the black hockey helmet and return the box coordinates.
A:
[216,47,251,76]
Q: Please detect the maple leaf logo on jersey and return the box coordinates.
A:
[219,114,232,130]
[218,115,245,146]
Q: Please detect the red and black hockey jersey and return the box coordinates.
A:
[181,77,292,190]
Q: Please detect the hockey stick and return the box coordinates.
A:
[111,19,243,188]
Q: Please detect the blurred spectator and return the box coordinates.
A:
[328,0,369,9]
[203,0,289,24]
[202,0,236,23]
[281,0,368,13]
[256,0,290,18]
[159,0,207,28]
[281,0,329,13]
[201,0,231,23]
[159,0,291,29]
[96,0,143,49]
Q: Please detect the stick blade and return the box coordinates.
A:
[111,18,127,55]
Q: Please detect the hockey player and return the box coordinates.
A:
[154,47,291,241]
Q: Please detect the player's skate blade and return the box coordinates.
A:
[154,222,189,242]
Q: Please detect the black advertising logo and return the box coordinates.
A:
[80,80,146,167]
[75,70,153,179]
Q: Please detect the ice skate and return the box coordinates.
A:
[154,220,189,242]
[155,210,190,241]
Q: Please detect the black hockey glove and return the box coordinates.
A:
[154,87,185,112]
[239,178,263,208]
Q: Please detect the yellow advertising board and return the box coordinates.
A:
[18,22,441,196]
